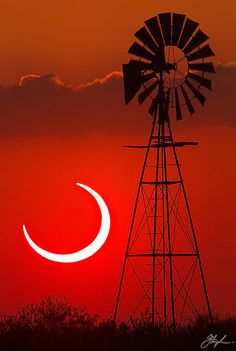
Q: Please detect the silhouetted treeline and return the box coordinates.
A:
[0,296,235,351]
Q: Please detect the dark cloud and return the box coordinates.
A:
[205,64,236,127]
[0,71,148,138]
[0,65,235,139]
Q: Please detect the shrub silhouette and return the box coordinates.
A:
[16,295,96,332]
[0,296,235,351]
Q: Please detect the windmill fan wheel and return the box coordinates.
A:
[123,12,215,120]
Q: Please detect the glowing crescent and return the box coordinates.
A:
[23,183,110,263]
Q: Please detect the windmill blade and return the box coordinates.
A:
[178,18,199,49]
[188,72,212,90]
[148,96,159,116]
[140,72,157,84]
[135,26,160,54]
[189,62,215,73]
[124,13,214,120]
[129,59,153,71]
[180,85,195,115]
[184,79,206,105]
[145,16,165,47]
[172,13,186,46]
[158,12,172,45]
[122,63,142,104]
[187,44,214,61]
[175,88,183,120]
[138,80,159,104]
[128,41,155,61]
[183,29,209,55]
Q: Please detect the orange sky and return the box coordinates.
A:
[0,1,235,320]
[0,0,235,85]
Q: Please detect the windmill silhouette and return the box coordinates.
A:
[114,12,215,329]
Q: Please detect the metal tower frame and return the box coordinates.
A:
[113,78,212,328]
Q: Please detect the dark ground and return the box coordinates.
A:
[0,296,235,351]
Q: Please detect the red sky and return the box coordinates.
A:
[0,0,235,85]
[0,1,235,320]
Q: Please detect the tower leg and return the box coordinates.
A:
[161,121,176,330]
[113,111,158,323]
[167,120,212,323]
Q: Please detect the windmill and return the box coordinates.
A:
[114,12,215,329]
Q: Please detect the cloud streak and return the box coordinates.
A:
[74,71,122,91]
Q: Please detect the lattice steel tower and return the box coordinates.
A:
[113,12,215,328]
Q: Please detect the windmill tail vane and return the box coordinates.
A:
[114,12,215,329]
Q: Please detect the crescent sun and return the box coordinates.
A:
[23,183,111,263]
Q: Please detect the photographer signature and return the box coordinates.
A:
[200,334,235,348]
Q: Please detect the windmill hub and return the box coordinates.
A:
[151,57,165,73]
[165,62,176,73]
[151,59,176,74]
